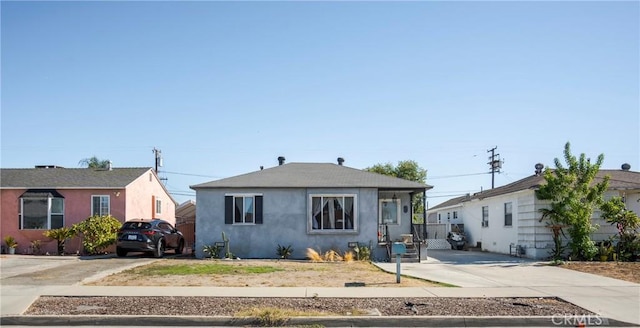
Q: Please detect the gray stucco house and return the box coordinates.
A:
[191,158,432,260]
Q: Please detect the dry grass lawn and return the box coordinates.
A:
[88,259,443,287]
[88,257,640,287]
[560,261,639,284]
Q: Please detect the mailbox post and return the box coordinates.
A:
[392,242,406,283]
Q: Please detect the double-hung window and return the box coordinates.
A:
[225,194,263,224]
[504,202,513,226]
[155,198,162,215]
[310,195,356,232]
[482,206,489,227]
[19,190,64,230]
[92,195,110,216]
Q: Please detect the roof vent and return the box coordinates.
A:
[337,157,344,165]
[277,156,286,166]
[107,161,113,171]
[35,165,63,169]
[534,163,544,176]
[621,163,631,171]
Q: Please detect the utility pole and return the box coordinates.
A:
[152,148,163,173]
[487,146,502,189]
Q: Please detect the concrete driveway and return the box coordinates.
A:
[1,254,160,285]
[375,249,640,325]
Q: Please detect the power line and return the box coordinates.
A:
[427,172,489,180]
[160,171,221,178]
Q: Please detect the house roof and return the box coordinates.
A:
[428,169,640,211]
[176,200,196,224]
[191,163,433,191]
[0,167,154,189]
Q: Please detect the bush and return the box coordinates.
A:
[276,244,293,259]
[203,244,222,259]
[43,227,75,255]
[72,215,121,255]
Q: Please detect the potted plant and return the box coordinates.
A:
[4,236,18,254]
[598,241,613,262]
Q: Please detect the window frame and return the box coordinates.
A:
[155,198,162,215]
[308,194,357,234]
[19,196,65,230]
[379,198,401,225]
[504,202,513,227]
[225,193,262,225]
[482,206,489,228]
[91,195,110,217]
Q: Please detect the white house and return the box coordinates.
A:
[426,164,640,259]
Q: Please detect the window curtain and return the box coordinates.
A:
[312,197,333,229]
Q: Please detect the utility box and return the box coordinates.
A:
[392,242,406,255]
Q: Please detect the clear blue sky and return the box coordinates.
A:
[2,1,638,207]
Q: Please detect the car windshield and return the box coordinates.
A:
[122,222,152,229]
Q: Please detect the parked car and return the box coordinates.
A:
[116,219,185,258]
[447,231,467,250]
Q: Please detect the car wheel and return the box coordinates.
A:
[154,239,165,258]
[116,247,128,257]
[175,239,184,255]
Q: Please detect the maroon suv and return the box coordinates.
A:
[116,219,185,258]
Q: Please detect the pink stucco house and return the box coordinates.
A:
[0,165,177,255]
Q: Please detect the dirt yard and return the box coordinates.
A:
[88,258,640,287]
[559,261,639,284]
[88,259,443,287]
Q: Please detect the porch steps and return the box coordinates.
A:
[390,243,420,263]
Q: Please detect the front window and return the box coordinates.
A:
[92,195,110,216]
[233,196,254,224]
[504,202,513,226]
[310,195,356,231]
[379,198,400,225]
[20,197,64,230]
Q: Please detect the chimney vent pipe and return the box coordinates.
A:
[337,157,344,165]
[278,156,285,166]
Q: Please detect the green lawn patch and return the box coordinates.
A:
[133,263,284,276]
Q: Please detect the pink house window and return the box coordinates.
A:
[92,195,110,216]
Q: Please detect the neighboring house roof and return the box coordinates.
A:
[427,169,640,211]
[176,200,196,223]
[191,163,433,191]
[0,167,154,189]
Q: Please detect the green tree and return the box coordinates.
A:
[365,160,428,220]
[600,196,640,261]
[79,156,111,169]
[72,215,122,255]
[536,142,609,261]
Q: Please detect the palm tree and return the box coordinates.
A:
[79,156,110,169]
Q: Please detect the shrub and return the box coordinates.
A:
[203,244,222,259]
[276,244,293,259]
[30,240,42,255]
[343,251,354,262]
[72,215,121,255]
[43,227,75,255]
[306,248,323,262]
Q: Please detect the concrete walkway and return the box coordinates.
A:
[1,251,639,326]
[375,250,640,326]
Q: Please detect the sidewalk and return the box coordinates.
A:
[1,251,639,327]
[374,251,640,326]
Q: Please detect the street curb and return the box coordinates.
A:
[1,315,636,327]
